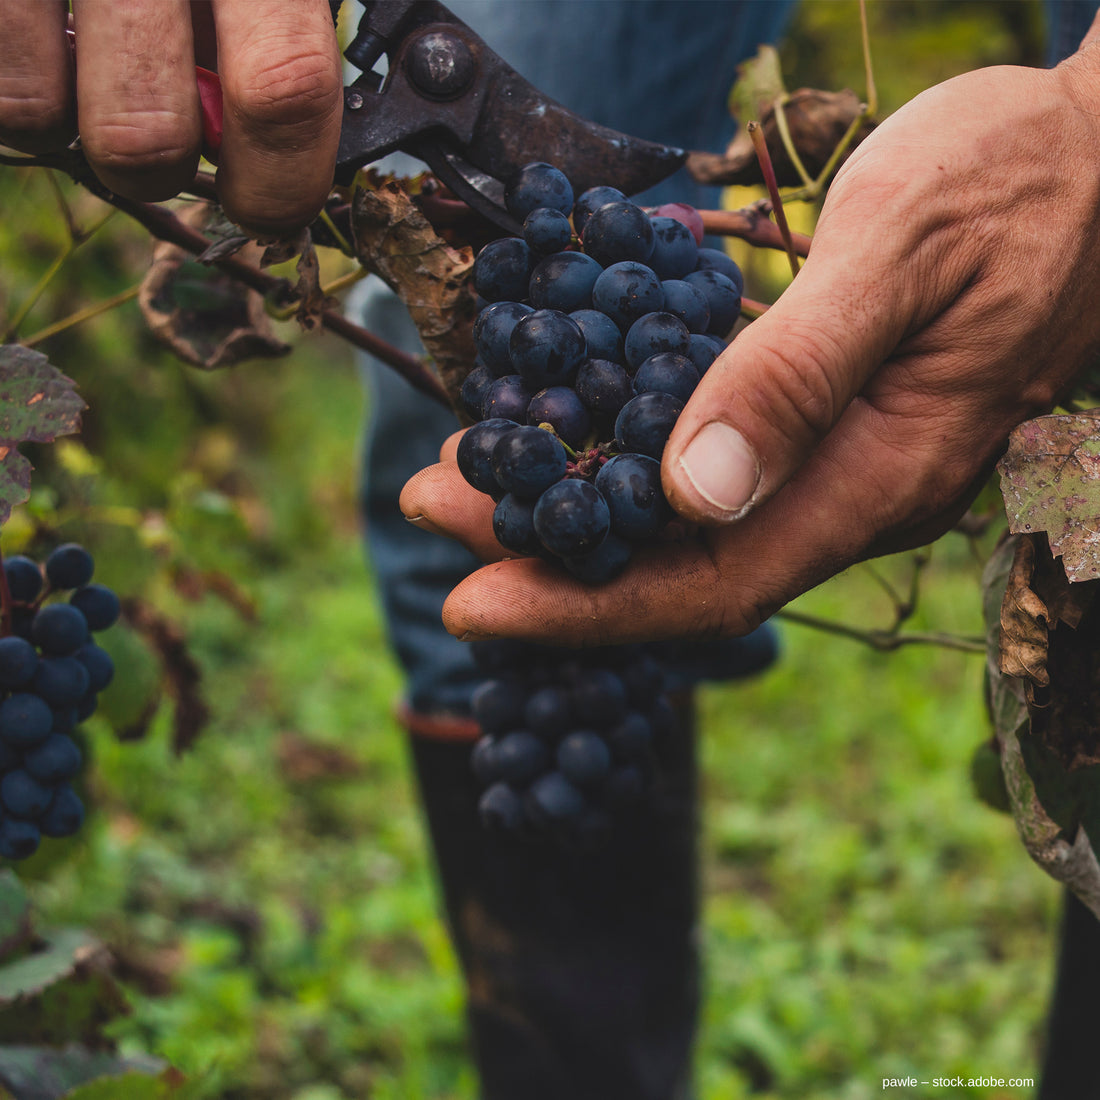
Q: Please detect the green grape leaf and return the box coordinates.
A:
[0,1047,167,1100]
[0,346,86,527]
[998,412,1100,583]
[729,44,788,126]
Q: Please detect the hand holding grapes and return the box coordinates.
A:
[0,0,343,235]
[402,46,1100,645]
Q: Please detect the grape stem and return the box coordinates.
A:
[748,121,800,279]
[698,206,811,257]
[775,608,984,654]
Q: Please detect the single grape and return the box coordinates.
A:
[694,247,745,295]
[650,202,704,245]
[76,692,98,722]
[614,392,685,459]
[527,386,592,450]
[45,543,94,589]
[474,301,534,376]
[523,685,572,738]
[482,375,536,424]
[456,419,520,495]
[23,733,82,784]
[632,352,701,402]
[572,185,626,235]
[686,333,723,374]
[505,162,574,220]
[594,453,669,540]
[0,693,53,749]
[1,769,53,820]
[606,712,654,763]
[684,269,742,336]
[3,556,42,603]
[523,207,573,254]
[619,653,666,708]
[471,677,527,734]
[532,479,611,558]
[528,252,603,313]
[563,534,633,584]
[509,309,587,388]
[570,667,628,726]
[570,310,624,363]
[575,359,634,418]
[0,817,41,860]
[460,363,496,420]
[624,312,691,370]
[0,636,38,688]
[30,603,89,656]
[31,656,91,708]
[524,770,586,826]
[74,642,115,693]
[479,782,524,831]
[491,425,568,499]
[660,279,711,335]
[473,237,535,303]
[605,763,647,808]
[39,785,85,838]
[581,201,655,266]
[495,730,550,785]
[556,731,612,787]
[591,261,664,331]
[69,583,121,632]
[492,493,543,557]
[647,216,698,279]
[471,735,502,786]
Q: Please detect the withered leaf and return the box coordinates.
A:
[139,205,290,370]
[998,412,1100,583]
[351,178,476,409]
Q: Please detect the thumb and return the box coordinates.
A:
[662,211,921,525]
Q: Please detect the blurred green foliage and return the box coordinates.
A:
[0,1,1069,1097]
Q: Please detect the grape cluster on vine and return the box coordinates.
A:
[0,544,117,859]
[459,160,744,584]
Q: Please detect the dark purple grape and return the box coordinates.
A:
[479,781,524,831]
[694,247,745,295]
[581,201,655,266]
[3,556,42,603]
[457,419,519,495]
[563,534,633,584]
[0,818,40,859]
[606,764,647,808]
[620,653,666,708]
[509,309,587,388]
[492,426,568,499]
[0,693,53,749]
[460,363,495,420]
[483,375,536,424]
[492,494,543,557]
[575,359,634,418]
[45,543,94,590]
[572,185,626,235]
[1,769,53,819]
[0,636,38,688]
[687,333,723,374]
[40,785,84,838]
[648,216,698,279]
[473,237,535,303]
[556,731,612,787]
[624,312,691,370]
[570,309,624,363]
[684,269,742,336]
[533,479,611,558]
[472,677,527,734]
[76,692,97,722]
[527,387,591,449]
[24,733,82,784]
[30,603,89,656]
[614,393,685,459]
[31,656,90,708]
[592,261,664,331]
[525,770,585,826]
[607,712,654,762]
[51,707,78,735]
[632,352,701,402]
[523,207,573,254]
[524,685,572,738]
[595,453,669,540]
[471,735,501,785]
[74,642,114,693]
[69,583,120,632]
[505,162,574,220]
[495,730,550,785]
[570,667,628,725]
[475,301,533,376]
[528,252,602,313]
[661,279,711,335]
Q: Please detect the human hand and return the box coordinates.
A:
[0,0,343,235]
[401,48,1100,645]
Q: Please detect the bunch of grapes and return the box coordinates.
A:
[459,160,744,583]
[469,640,675,840]
[0,544,118,860]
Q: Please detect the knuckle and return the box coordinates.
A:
[0,92,72,146]
[82,112,197,174]
[227,40,341,132]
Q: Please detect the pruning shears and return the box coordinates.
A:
[200,0,686,236]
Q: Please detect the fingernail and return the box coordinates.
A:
[677,421,761,520]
